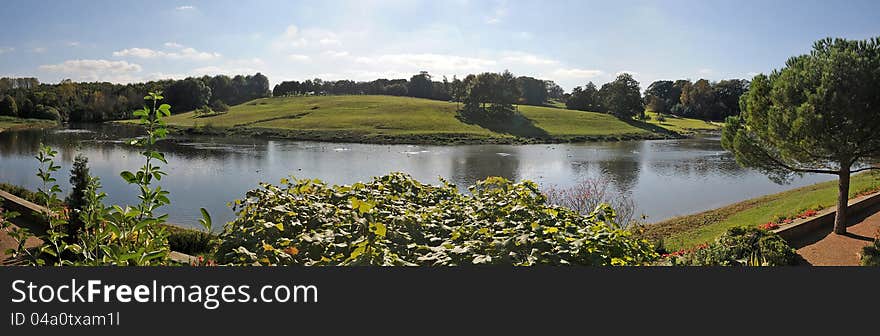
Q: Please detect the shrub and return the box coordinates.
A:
[210,100,230,112]
[655,114,666,122]
[862,234,880,266]
[216,173,658,266]
[668,227,798,266]
[65,154,91,240]
[168,228,214,255]
[32,104,61,121]
[542,177,640,228]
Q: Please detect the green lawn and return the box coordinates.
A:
[644,172,880,250]
[160,95,663,143]
[0,116,57,132]
[644,111,721,134]
[518,105,652,137]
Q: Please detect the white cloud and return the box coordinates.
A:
[354,53,496,73]
[67,42,80,47]
[615,70,638,76]
[697,68,713,75]
[746,71,759,78]
[323,50,350,58]
[164,42,183,49]
[192,58,265,76]
[319,38,341,46]
[501,52,558,65]
[288,54,311,62]
[39,59,142,82]
[273,24,346,50]
[32,47,47,53]
[551,68,604,79]
[145,72,191,81]
[176,5,195,10]
[275,25,308,48]
[113,46,221,61]
[113,47,161,58]
[0,47,15,54]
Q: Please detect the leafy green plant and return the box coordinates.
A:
[168,229,214,255]
[667,227,798,266]
[861,234,880,266]
[65,154,91,241]
[215,173,658,266]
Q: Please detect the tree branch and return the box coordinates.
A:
[850,166,880,173]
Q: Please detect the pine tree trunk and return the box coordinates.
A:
[833,168,851,234]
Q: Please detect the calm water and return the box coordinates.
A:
[0,124,834,229]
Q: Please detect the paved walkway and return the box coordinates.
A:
[794,210,880,266]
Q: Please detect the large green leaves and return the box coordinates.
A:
[216,173,657,266]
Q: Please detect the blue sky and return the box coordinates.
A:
[1,0,879,91]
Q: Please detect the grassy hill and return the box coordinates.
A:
[645,111,722,134]
[159,95,704,144]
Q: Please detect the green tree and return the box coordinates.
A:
[407,71,433,99]
[516,76,548,105]
[565,82,602,112]
[712,79,749,120]
[680,78,715,119]
[599,73,643,119]
[644,80,678,115]
[164,77,212,112]
[722,37,880,234]
[65,154,91,241]
[0,95,18,117]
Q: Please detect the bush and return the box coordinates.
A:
[542,177,640,228]
[668,227,798,266]
[168,228,214,255]
[862,235,880,266]
[655,114,666,122]
[32,104,61,121]
[216,173,658,266]
[211,100,230,112]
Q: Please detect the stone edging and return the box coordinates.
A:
[772,189,880,241]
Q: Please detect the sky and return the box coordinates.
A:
[1,0,879,91]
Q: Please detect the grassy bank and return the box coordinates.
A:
[0,116,57,132]
[644,111,722,134]
[643,172,880,250]
[154,95,685,144]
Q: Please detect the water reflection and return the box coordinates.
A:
[0,125,836,228]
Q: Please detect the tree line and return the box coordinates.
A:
[643,78,749,121]
[0,73,270,122]
[565,75,749,121]
[272,71,566,107]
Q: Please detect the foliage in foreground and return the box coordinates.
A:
[1,92,183,265]
[216,173,658,266]
[861,235,880,266]
[664,227,798,266]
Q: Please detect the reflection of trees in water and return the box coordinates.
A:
[0,129,43,156]
[0,124,272,165]
[648,153,747,180]
[596,159,641,194]
[449,146,520,187]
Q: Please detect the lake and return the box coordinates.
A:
[0,124,834,229]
